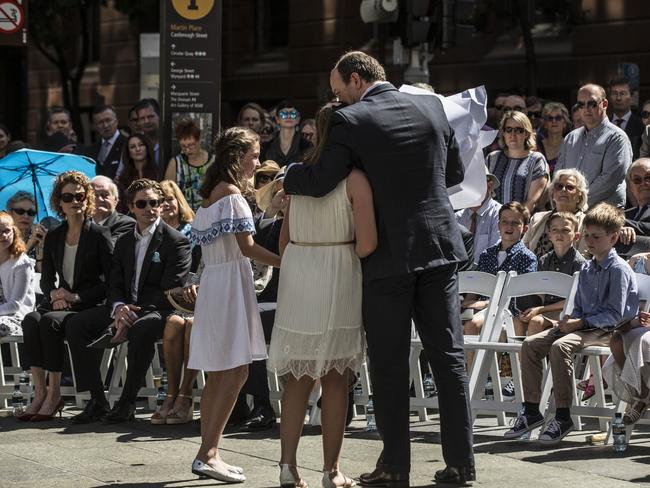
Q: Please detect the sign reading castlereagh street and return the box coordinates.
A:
[160,0,221,165]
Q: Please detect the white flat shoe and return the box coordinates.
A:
[192,458,246,483]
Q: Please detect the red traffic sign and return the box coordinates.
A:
[0,1,24,35]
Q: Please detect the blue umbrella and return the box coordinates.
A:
[0,149,96,221]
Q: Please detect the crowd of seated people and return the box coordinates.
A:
[2,78,650,457]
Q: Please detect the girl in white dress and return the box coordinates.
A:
[188,127,281,483]
[268,105,377,488]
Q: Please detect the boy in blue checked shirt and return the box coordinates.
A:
[505,202,639,444]
[462,201,537,338]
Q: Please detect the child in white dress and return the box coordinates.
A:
[188,127,281,483]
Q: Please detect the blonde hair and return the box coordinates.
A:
[50,171,95,219]
[0,212,26,258]
[160,180,195,224]
[498,110,536,152]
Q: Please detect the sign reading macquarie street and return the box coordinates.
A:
[160,0,222,164]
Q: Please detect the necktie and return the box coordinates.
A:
[470,211,478,235]
[615,118,624,127]
[98,140,111,164]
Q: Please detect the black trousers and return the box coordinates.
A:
[241,302,276,398]
[66,305,167,402]
[22,310,77,372]
[363,264,473,474]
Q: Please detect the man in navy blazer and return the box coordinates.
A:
[283,52,474,486]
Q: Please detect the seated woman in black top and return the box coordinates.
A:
[19,171,113,421]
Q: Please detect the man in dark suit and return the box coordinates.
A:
[90,175,135,244]
[609,78,645,159]
[617,158,650,257]
[283,52,474,486]
[84,105,126,179]
[66,179,191,423]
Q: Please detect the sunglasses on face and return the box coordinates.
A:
[503,126,525,134]
[544,115,564,122]
[11,208,36,216]
[134,199,162,209]
[631,176,650,186]
[60,192,86,203]
[575,100,601,110]
[278,110,299,120]
[554,183,576,192]
[641,111,650,119]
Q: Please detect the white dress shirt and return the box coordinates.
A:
[131,217,161,303]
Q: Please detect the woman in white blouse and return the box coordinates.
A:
[0,211,35,337]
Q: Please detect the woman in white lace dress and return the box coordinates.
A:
[187,127,281,483]
[268,105,377,488]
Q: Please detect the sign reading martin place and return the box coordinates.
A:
[160,0,222,165]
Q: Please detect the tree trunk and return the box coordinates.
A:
[514,0,537,96]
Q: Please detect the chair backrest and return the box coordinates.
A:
[459,270,508,342]
[635,272,650,312]
[492,270,580,340]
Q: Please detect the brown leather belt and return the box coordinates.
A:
[290,240,354,247]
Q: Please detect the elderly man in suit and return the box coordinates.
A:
[617,158,650,257]
[86,105,126,179]
[90,176,135,244]
[65,179,191,423]
[283,51,474,486]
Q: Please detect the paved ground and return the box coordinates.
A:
[1,403,649,487]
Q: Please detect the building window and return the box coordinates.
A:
[255,0,289,54]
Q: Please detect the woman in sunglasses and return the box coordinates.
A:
[487,110,549,213]
[523,168,589,259]
[19,171,112,421]
[116,133,160,213]
[6,191,47,268]
[537,102,572,176]
[261,99,312,167]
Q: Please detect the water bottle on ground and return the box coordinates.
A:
[612,412,627,452]
[365,398,376,432]
[423,373,436,398]
[19,371,32,406]
[11,385,24,417]
[484,377,494,401]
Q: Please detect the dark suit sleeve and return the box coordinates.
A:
[78,226,114,305]
[40,230,58,300]
[283,112,355,197]
[445,126,464,188]
[110,214,136,245]
[107,236,127,307]
[625,208,650,236]
[160,232,192,296]
[458,224,474,271]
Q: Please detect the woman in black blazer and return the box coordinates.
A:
[19,171,113,421]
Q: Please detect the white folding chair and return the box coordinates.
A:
[466,270,579,423]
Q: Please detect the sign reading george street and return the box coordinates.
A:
[160,0,222,165]
[0,0,27,46]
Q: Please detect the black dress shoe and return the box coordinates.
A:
[71,398,110,424]
[359,468,409,487]
[241,406,276,431]
[433,465,476,486]
[105,399,136,422]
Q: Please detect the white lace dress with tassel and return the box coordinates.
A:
[268,180,365,379]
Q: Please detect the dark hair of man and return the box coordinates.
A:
[335,51,386,84]
[498,201,530,226]
[134,98,160,116]
[199,127,259,200]
[119,133,158,189]
[609,76,631,91]
[48,107,70,120]
[91,104,117,117]
[175,118,201,140]
[127,178,164,204]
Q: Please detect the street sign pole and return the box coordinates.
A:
[160,0,222,167]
